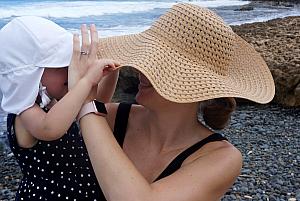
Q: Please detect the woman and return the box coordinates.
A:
[69,3,275,201]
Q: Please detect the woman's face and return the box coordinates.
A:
[41,67,68,100]
[135,72,167,106]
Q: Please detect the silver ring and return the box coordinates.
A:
[80,51,88,55]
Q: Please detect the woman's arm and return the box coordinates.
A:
[80,113,242,201]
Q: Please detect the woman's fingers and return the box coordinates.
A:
[81,24,90,55]
[89,24,98,59]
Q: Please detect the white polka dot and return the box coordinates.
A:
[51,154,55,157]
[47,144,50,147]
[44,187,47,190]
[71,187,74,191]
[37,186,39,189]
[58,194,61,197]
[61,154,64,157]
[46,161,49,164]
[51,170,54,174]
[63,185,66,188]
[33,193,36,197]
[51,191,54,194]
[42,151,45,154]
[56,163,59,166]
[66,197,69,200]
[51,180,54,184]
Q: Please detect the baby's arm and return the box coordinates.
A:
[96,69,119,103]
[19,77,93,141]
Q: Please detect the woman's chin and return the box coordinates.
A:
[135,86,153,104]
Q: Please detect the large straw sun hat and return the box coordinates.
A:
[98,3,275,104]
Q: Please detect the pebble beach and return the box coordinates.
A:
[1,0,300,200]
[1,103,299,200]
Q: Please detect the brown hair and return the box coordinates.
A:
[200,97,236,130]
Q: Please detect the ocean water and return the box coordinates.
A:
[0,0,300,37]
[0,0,300,134]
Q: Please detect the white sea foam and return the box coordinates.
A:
[0,0,249,19]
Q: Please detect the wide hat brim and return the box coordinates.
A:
[98,32,275,104]
[97,3,275,104]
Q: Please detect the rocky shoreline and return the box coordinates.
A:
[232,16,300,107]
[1,15,300,201]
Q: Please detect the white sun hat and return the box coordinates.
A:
[0,16,73,114]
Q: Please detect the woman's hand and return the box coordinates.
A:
[68,24,120,90]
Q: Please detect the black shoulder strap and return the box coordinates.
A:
[113,103,132,147]
[154,133,228,181]
[7,113,16,132]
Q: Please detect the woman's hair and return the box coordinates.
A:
[200,97,236,130]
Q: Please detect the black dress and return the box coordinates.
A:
[7,114,103,201]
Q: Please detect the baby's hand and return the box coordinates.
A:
[68,24,119,90]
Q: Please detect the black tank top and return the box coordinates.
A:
[113,103,228,182]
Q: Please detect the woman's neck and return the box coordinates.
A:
[142,103,212,153]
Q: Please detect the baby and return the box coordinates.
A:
[0,16,118,200]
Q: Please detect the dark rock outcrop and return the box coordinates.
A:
[232,16,300,107]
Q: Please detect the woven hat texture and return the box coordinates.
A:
[98,3,275,104]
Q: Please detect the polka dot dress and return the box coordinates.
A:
[7,114,106,201]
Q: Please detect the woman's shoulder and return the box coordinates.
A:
[183,138,242,173]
